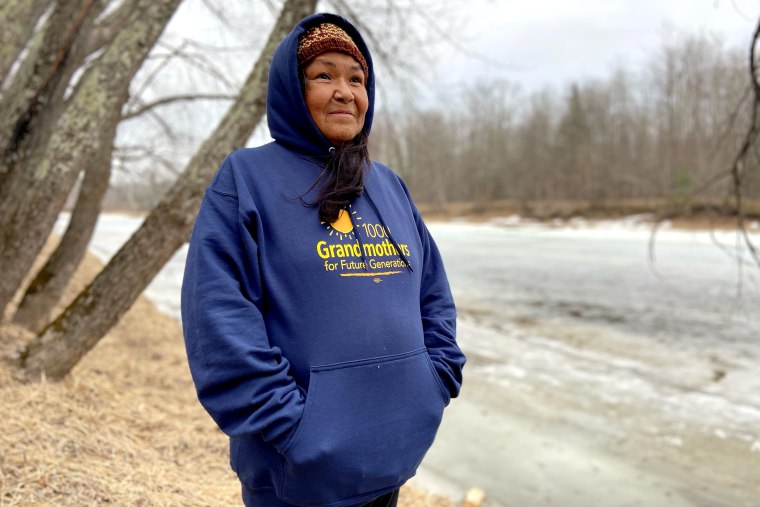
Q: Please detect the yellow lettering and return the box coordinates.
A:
[316,241,330,259]
[363,243,377,256]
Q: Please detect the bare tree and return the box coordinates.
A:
[17,0,318,381]
[12,119,117,332]
[0,0,182,315]
[0,0,107,187]
[10,1,222,332]
[513,91,556,202]
[12,90,236,332]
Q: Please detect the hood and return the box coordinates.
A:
[267,13,376,157]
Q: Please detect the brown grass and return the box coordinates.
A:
[0,244,455,506]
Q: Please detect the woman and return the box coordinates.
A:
[181,13,465,507]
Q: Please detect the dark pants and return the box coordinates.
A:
[241,485,399,506]
[361,488,399,507]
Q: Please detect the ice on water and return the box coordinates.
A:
[60,213,760,506]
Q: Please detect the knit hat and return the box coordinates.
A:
[297,23,368,80]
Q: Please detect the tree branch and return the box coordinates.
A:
[730,17,760,267]
[121,93,236,120]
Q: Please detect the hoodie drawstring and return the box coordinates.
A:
[364,189,414,273]
[347,208,369,271]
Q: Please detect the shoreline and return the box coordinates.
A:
[414,198,760,228]
[0,242,459,507]
[4,215,756,506]
[91,205,760,231]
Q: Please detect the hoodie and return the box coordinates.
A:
[181,13,465,507]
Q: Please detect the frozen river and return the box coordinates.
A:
[441,218,759,349]
[420,219,760,507]
[64,214,760,507]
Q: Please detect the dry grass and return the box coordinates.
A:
[0,244,455,506]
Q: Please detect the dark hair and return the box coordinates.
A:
[297,37,371,224]
[302,131,370,223]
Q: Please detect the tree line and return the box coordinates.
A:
[371,31,759,215]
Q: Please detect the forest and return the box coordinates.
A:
[102,25,760,222]
[370,33,758,215]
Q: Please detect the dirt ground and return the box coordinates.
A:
[0,245,456,506]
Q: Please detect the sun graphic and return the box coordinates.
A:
[322,206,362,240]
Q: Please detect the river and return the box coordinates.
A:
[62,213,760,507]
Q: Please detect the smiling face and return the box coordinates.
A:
[302,51,368,147]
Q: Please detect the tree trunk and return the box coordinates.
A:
[1,0,103,157]
[0,0,51,84]
[12,121,116,332]
[0,0,105,190]
[9,0,137,332]
[18,0,318,381]
[0,0,182,316]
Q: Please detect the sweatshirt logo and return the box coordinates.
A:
[324,209,357,240]
[316,206,411,278]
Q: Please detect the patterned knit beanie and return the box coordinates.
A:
[297,23,368,80]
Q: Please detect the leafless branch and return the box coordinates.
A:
[149,39,238,90]
[261,0,281,16]
[409,0,511,69]
[132,40,188,99]
[730,0,755,22]
[145,109,180,142]
[708,84,751,166]
[200,0,230,24]
[647,221,671,286]
[121,93,236,120]
[729,17,760,267]
[178,38,260,54]
[651,18,760,273]
[113,144,181,175]
[330,0,406,81]
[328,0,427,110]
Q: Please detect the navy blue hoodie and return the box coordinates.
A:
[181,13,465,507]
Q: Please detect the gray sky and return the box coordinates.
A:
[438,0,759,94]
[118,0,760,174]
[164,0,760,101]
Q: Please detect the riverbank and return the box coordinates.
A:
[416,198,760,231]
[101,197,760,231]
[3,215,758,506]
[0,243,456,506]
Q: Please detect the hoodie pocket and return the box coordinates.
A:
[279,348,445,506]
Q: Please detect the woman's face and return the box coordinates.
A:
[303,51,368,147]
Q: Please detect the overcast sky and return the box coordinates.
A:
[123,0,760,162]
[166,0,760,101]
[436,0,759,95]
